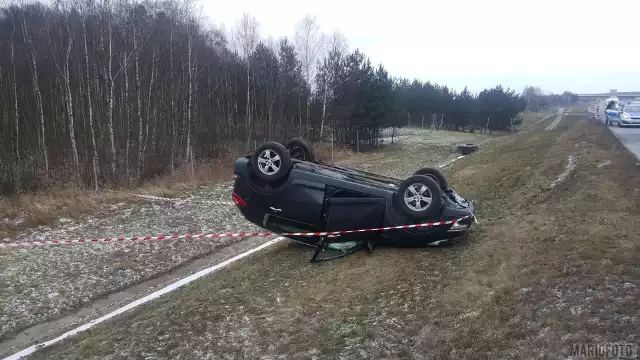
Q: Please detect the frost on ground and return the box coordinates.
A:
[0,128,489,341]
[0,183,263,340]
[336,128,490,179]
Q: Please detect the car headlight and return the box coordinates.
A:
[621,113,630,120]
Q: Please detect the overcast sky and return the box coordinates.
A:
[196,0,640,95]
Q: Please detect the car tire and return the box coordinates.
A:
[457,143,479,155]
[284,137,315,162]
[250,141,292,182]
[413,167,448,190]
[396,175,443,219]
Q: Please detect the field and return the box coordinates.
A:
[1,111,637,359]
[0,127,490,357]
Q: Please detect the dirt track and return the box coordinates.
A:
[18,113,640,360]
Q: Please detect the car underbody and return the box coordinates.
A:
[232,138,477,261]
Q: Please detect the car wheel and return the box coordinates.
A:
[250,141,292,182]
[413,167,448,190]
[284,137,315,162]
[396,175,443,219]
[457,143,479,155]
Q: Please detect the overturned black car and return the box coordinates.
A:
[232,138,476,261]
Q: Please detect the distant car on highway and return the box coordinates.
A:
[619,102,640,127]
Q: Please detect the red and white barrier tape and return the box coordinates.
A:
[282,215,472,236]
[0,215,472,249]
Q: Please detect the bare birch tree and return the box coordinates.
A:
[81,12,99,190]
[133,17,144,179]
[105,0,117,181]
[318,30,347,138]
[185,16,193,167]
[10,14,20,190]
[169,17,176,175]
[234,12,258,149]
[22,17,49,184]
[62,19,80,181]
[294,15,323,135]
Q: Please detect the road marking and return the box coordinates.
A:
[439,155,466,168]
[2,237,284,360]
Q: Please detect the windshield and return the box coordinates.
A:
[625,105,640,113]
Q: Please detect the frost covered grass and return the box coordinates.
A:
[0,183,264,341]
[333,128,491,178]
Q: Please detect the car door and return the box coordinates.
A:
[323,186,386,241]
[325,197,386,232]
[264,178,326,232]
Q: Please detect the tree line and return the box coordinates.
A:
[0,0,539,194]
[522,86,578,112]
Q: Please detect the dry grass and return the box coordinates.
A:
[137,159,235,198]
[431,117,639,358]
[313,141,354,163]
[0,189,140,240]
[0,156,238,240]
[519,110,556,128]
[27,114,639,360]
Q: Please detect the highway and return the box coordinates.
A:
[609,126,640,161]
